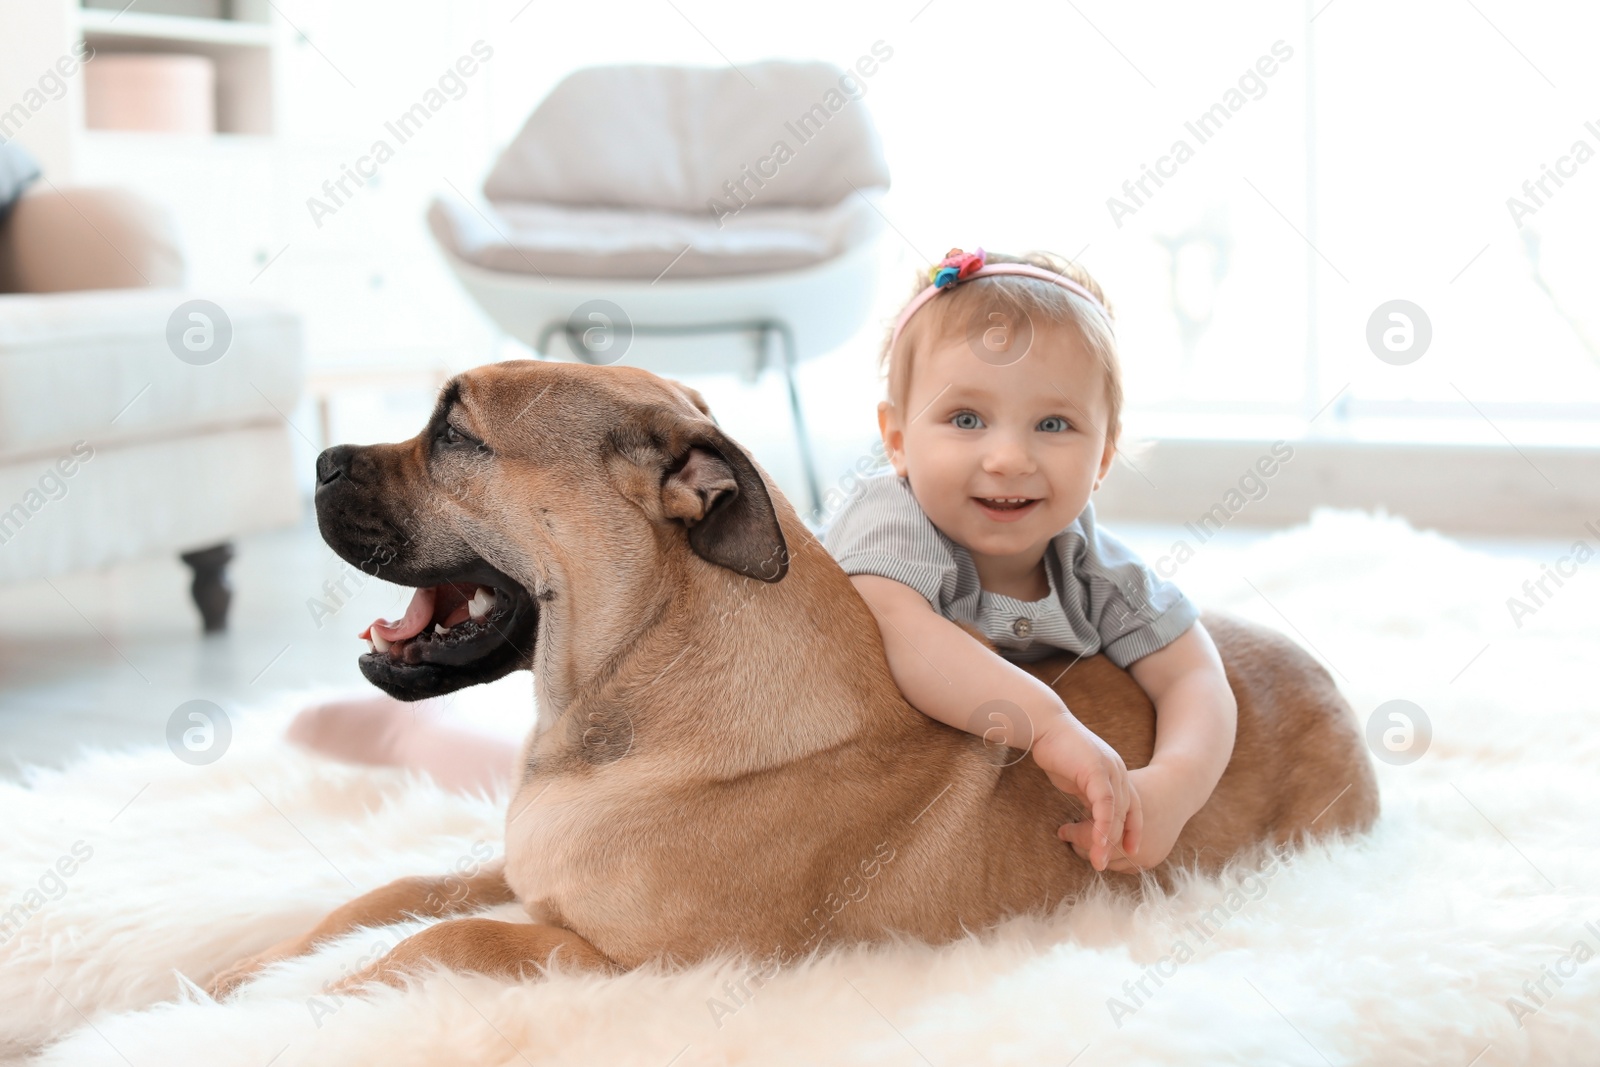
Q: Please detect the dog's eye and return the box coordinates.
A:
[434,417,489,455]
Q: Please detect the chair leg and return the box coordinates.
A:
[767,322,823,520]
[180,542,234,634]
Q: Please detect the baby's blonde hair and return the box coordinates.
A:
[879,250,1123,445]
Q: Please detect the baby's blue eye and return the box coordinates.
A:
[1039,416,1069,433]
[951,412,984,430]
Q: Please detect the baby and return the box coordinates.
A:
[822,247,1237,873]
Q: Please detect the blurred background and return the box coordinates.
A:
[1,0,1596,773]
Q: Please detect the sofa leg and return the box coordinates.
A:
[180,542,234,634]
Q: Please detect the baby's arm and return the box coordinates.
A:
[850,573,1141,872]
[1061,621,1237,872]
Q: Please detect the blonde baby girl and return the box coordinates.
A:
[822,247,1237,873]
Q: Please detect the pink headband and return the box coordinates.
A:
[887,247,1114,357]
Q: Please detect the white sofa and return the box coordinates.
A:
[0,185,305,631]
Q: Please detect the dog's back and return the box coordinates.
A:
[752,525,1379,957]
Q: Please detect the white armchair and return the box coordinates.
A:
[427,60,892,515]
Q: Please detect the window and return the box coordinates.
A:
[855,0,1600,446]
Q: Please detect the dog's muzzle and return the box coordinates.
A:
[314,444,540,701]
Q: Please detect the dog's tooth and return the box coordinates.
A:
[469,587,495,620]
[434,623,449,635]
[365,638,376,654]
[371,633,391,653]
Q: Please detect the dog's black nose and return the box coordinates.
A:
[316,445,356,487]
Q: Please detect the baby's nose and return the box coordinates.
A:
[982,432,1036,472]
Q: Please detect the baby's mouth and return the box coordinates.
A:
[973,496,1043,520]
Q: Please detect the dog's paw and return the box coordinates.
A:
[206,936,311,1000]
[206,955,270,1000]
[325,957,411,996]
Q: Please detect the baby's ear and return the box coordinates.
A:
[1095,434,1118,488]
[877,400,907,476]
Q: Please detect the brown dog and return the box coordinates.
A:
[209,360,1377,996]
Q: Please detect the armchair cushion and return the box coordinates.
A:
[427,189,884,280]
[483,62,891,215]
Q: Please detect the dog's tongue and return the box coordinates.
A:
[360,586,437,643]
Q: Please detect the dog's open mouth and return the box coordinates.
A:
[354,561,538,700]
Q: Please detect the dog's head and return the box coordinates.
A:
[314,360,790,701]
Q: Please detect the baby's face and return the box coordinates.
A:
[880,322,1115,564]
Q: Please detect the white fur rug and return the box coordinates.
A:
[4,510,1598,1066]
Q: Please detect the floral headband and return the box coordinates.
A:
[887,247,1114,355]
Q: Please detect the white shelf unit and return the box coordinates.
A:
[5,0,503,406]
[76,6,276,135]
[77,7,273,46]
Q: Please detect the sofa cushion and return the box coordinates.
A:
[0,423,300,585]
[427,190,885,280]
[0,186,185,293]
[0,289,303,459]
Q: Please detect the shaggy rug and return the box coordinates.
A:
[3,510,1598,1066]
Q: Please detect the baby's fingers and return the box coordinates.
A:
[1103,854,1140,874]
[1084,775,1124,871]
[1057,820,1095,857]
[1123,787,1145,856]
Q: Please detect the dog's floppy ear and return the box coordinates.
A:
[666,378,715,420]
[659,423,788,583]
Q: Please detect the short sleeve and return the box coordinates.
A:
[1068,503,1199,667]
[820,470,958,610]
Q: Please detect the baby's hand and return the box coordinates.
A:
[1030,717,1141,872]
[1060,766,1185,873]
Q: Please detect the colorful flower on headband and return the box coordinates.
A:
[929,247,985,289]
